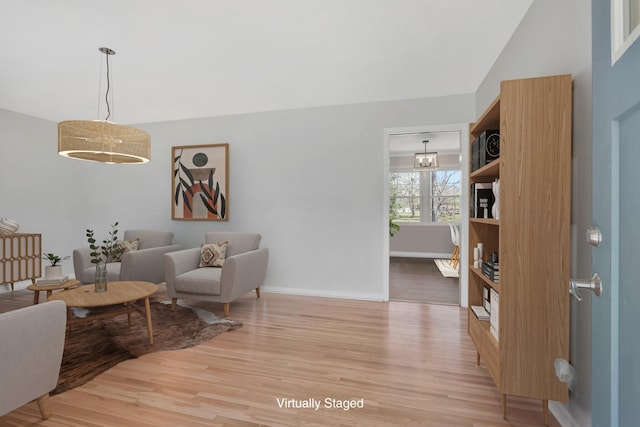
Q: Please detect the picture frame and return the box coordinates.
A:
[172,143,228,221]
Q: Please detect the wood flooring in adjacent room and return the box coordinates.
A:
[0,283,558,426]
[389,257,459,305]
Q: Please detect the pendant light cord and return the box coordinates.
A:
[105,51,112,122]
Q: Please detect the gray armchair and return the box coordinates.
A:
[0,300,66,419]
[164,232,268,317]
[73,230,181,284]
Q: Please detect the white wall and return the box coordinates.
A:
[475,0,592,425]
[0,110,84,272]
[389,224,453,258]
[1,93,474,301]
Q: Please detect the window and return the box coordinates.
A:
[612,0,640,63]
[389,169,461,223]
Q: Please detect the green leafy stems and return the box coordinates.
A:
[42,253,70,266]
[86,221,124,265]
[389,208,400,237]
[174,149,226,219]
[389,217,400,237]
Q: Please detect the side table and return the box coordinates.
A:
[27,279,81,304]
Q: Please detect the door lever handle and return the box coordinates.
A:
[569,273,602,301]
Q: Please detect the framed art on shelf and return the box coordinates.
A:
[172,143,228,221]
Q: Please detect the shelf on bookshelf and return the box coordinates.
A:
[470,267,501,292]
[471,158,500,180]
[470,218,499,226]
[470,96,500,135]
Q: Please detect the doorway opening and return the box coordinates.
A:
[383,124,470,307]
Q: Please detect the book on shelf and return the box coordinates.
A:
[36,275,69,286]
[472,138,480,171]
[482,287,491,313]
[485,258,499,270]
[481,262,499,273]
[490,289,499,341]
[483,275,500,284]
[471,305,490,321]
[470,184,476,218]
[479,132,487,167]
[474,183,495,219]
[482,262,500,282]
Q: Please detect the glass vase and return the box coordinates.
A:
[94,263,108,292]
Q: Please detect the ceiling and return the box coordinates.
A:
[0,0,533,125]
[389,131,460,157]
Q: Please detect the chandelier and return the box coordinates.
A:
[414,140,438,170]
[58,47,150,164]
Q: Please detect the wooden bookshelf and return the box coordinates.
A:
[468,75,572,425]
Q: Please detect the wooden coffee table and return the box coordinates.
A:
[27,279,81,304]
[49,281,158,344]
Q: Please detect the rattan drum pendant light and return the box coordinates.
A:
[58,47,150,164]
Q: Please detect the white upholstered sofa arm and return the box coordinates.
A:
[220,248,269,300]
[72,247,93,281]
[120,244,182,283]
[0,300,67,418]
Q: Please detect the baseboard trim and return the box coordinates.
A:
[390,251,451,259]
[549,401,580,427]
[261,286,385,302]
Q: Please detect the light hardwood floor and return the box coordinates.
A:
[0,284,558,426]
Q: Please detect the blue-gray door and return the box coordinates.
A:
[592,1,640,426]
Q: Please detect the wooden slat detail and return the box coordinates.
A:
[0,233,41,285]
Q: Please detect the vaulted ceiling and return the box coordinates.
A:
[0,0,533,124]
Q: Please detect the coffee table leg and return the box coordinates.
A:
[66,307,73,331]
[144,296,154,345]
[33,290,39,305]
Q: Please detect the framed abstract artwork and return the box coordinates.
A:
[172,144,228,221]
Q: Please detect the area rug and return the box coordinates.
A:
[434,258,459,278]
[54,300,241,395]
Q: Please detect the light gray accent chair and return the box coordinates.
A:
[164,232,268,317]
[0,300,67,419]
[73,230,181,284]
